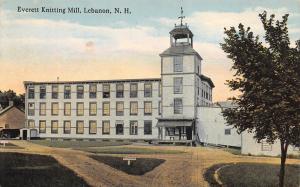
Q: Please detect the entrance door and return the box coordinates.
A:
[186,126,192,140]
[23,130,27,140]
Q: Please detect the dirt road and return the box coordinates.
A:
[1,141,299,187]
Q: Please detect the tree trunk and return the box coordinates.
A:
[279,141,289,187]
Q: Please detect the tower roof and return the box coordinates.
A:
[159,45,202,60]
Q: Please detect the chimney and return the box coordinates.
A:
[9,100,14,107]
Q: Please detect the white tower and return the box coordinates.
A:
[157,7,214,143]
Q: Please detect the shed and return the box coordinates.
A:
[0,105,25,138]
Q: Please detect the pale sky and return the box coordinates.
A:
[0,0,299,101]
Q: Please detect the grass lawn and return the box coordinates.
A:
[222,147,241,155]
[0,152,89,187]
[30,139,130,148]
[90,155,165,175]
[205,162,300,187]
[76,147,185,154]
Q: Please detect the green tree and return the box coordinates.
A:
[0,90,25,110]
[221,11,300,187]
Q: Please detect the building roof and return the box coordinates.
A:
[0,105,24,116]
[159,45,202,60]
[200,74,215,88]
[24,78,161,86]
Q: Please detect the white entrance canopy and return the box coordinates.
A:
[156,119,194,127]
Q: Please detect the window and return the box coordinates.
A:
[51,102,59,116]
[116,102,124,116]
[64,121,71,134]
[130,121,138,135]
[39,120,46,133]
[89,121,97,134]
[39,85,46,99]
[174,77,183,94]
[102,102,110,116]
[144,101,152,115]
[144,83,152,97]
[89,102,97,116]
[51,120,58,134]
[28,86,35,99]
[64,102,71,116]
[130,83,138,98]
[103,84,110,98]
[130,102,138,115]
[77,85,84,99]
[116,84,124,98]
[174,56,183,72]
[28,103,35,116]
[158,101,161,115]
[225,129,231,135]
[28,120,35,128]
[39,103,46,116]
[174,98,183,114]
[64,85,71,99]
[76,121,84,134]
[77,102,84,116]
[144,121,152,135]
[261,140,272,151]
[116,121,124,135]
[52,85,58,99]
[102,121,110,135]
[89,84,97,98]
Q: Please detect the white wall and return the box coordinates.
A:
[197,106,241,147]
[25,80,161,140]
[241,132,300,156]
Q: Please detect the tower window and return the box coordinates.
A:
[174,77,183,94]
[174,56,183,72]
[174,98,183,114]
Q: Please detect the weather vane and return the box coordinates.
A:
[178,6,185,26]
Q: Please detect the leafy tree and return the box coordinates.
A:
[0,90,25,110]
[221,11,300,187]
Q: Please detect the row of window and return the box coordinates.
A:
[28,101,160,116]
[28,83,160,99]
[28,120,153,135]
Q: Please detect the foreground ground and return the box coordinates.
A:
[205,162,300,187]
[0,152,88,187]
[1,140,299,187]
